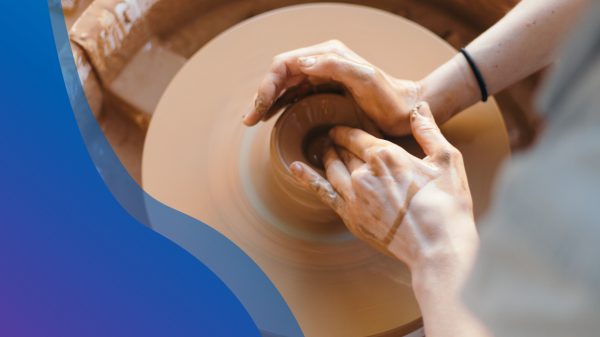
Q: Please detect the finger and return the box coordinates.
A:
[289,161,344,213]
[296,53,378,96]
[323,147,352,199]
[243,70,302,126]
[260,80,312,121]
[243,40,352,126]
[337,147,363,173]
[409,102,452,157]
[365,150,391,178]
[329,126,382,161]
[262,80,348,122]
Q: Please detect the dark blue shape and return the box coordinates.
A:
[0,1,303,336]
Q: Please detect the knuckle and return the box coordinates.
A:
[350,171,361,183]
[327,39,346,49]
[364,143,393,160]
[448,146,462,159]
[344,127,360,141]
[308,176,326,192]
[320,186,337,203]
[322,53,341,67]
[356,66,379,85]
[436,146,461,165]
[309,178,336,204]
[364,151,380,168]
[375,146,395,161]
[271,54,285,67]
[364,148,378,161]
[372,68,385,80]
[350,169,368,183]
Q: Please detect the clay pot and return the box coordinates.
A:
[269,93,375,224]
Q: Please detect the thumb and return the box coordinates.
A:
[410,102,450,156]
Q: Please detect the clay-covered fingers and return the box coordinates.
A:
[290,161,345,213]
[410,102,459,163]
[260,80,313,121]
[322,147,353,199]
[332,127,412,178]
[243,40,358,126]
[296,53,379,94]
[243,62,304,126]
[337,147,363,173]
[329,126,383,160]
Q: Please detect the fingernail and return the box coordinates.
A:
[410,110,418,121]
[290,162,303,176]
[242,106,253,125]
[298,56,317,67]
[328,128,336,138]
[411,103,423,120]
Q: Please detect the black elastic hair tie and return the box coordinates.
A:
[460,48,488,102]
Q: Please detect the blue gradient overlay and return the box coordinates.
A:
[0,1,302,336]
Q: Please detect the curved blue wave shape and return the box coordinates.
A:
[0,2,268,336]
[44,1,303,336]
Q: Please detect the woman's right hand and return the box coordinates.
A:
[289,102,478,272]
[290,102,484,336]
[242,40,423,136]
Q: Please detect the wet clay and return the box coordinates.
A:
[62,0,79,14]
[142,4,510,337]
[270,94,377,224]
[302,125,332,169]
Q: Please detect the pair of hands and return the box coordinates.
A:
[243,40,477,272]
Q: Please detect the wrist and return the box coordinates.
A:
[417,54,481,124]
[410,215,479,298]
[415,77,452,124]
[411,251,477,313]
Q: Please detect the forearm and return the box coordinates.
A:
[414,273,491,337]
[411,216,488,337]
[418,0,587,121]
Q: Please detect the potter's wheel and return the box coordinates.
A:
[142,4,509,337]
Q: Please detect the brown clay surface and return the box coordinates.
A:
[98,105,146,185]
[108,39,186,123]
[142,4,510,337]
[268,93,381,233]
[63,0,94,29]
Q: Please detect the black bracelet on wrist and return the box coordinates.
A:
[460,48,489,102]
